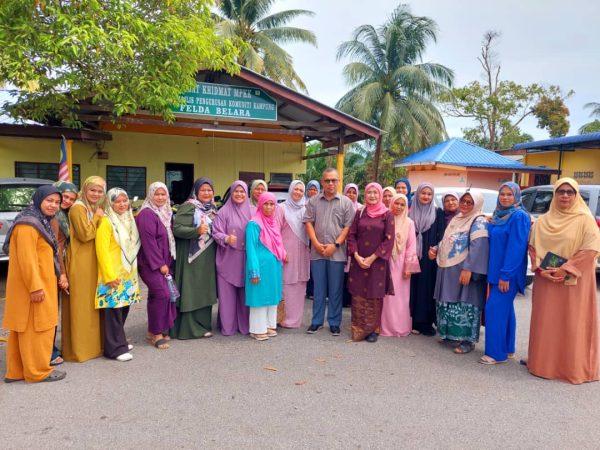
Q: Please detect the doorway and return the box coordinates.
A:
[165,163,194,205]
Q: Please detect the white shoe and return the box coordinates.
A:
[116,352,133,362]
[128,344,134,350]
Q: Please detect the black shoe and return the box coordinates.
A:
[306,324,323,334]
[42,370,66,382]
[4,377,23,384]
[330,326,341,336]
[366,332,378,343]
[422,327,436,337]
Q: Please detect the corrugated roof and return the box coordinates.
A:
[513,132,600,151]
[396,138,555,172]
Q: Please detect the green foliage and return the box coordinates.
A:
[442,31,572,149]
[578,102,600,134]
[215,0,316,92]
[336,4,453,179]
[0,0,240,126]
[298,142,334,184]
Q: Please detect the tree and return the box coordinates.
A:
[336,4,454,180]
[579,102,600,134]
[215,0,316,92]
[443,31,572,149]
[298,142,334,184]
[0,0,240,126]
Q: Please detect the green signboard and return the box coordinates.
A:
[173,82,277,121]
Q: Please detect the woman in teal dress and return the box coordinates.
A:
[245,192,285,341]
[170,177,218,339]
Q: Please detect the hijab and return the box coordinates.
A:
[186,177,217,263]
[364,182,389,218]
[491,182,524,226]
[282,180,309,246]
[395,177,413,207]
[53,180,78,241]
[139,181,176,259]
[306,180,321,198]
[105,188,141,272]
[383,186,396,208]
[217,180,252,249]
[3,185,61,276]
[74,176,108,220]
[252,192,285,261]
[437,191,488,268]
[409,183,437,258]
[390,193,410,259]
[343,183,362,211]
[249,179,268,207]
[442,191,460,226]
[530,177,600,267]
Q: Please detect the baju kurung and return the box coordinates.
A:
[62,203,102,362]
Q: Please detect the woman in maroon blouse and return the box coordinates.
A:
[347,182,395,342]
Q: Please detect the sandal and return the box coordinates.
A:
[411,329,421,335]
[151,337,170,349]
[479,355,507,365]
[507,353,515,359]
[267,328,278,337]
[453,341,475,354]
[50,356,64,366]
[203,332,213,338]
[250,333,269,341]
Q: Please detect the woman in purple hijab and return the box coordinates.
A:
[213,180,252,335]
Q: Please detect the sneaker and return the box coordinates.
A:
[330,326,341,336]
[116,352,133,362]
[128,344,134,351]
[306,324,323,334]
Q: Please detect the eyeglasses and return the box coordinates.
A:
[460,199,474,206]
[323,179,338,184]
[556,189,576,197]
[198,189,213,193]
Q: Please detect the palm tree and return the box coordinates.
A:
[336,4,454,179]
[215,0,316,92]
[579,102,600,134]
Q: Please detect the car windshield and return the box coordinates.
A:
[434,191,498,215]
[0,186,38,212]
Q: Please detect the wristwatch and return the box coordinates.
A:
[334,242,340,248]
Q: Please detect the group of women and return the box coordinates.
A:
[3,173,599,385]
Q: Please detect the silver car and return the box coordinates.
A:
[0,177,54,261]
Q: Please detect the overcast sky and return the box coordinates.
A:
[273,0,600,141]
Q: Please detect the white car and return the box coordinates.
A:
[0,177,54,261]
[433,187,499,214]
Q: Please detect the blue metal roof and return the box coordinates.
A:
[396,138,555,172]
[513,132,600,151]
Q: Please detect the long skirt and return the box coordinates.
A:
[281,282,307,328]
[351,295,383,342]
[170,306,212,339]
[484,283,517,361]
[381,259,412,337]
[436,302,481,342]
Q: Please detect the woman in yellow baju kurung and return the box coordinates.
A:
[3,186,66,383]
[95,188,140,361]
[62,176,106,362]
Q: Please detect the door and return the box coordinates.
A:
[165,163,194,206]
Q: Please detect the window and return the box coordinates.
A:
[15,162,81,187]
[531,191,553,214]
[596,195,600,217]
[106,166,146,198]
[239,171,265,187]
[270,172,292,185]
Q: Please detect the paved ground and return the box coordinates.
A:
[1,262,600,449]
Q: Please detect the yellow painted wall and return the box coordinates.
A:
[0,132,306,195]
[524,149,600,185]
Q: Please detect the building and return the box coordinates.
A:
[0,67,381,202]
[395,138,556,189]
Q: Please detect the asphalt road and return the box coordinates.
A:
[1,263,600,449]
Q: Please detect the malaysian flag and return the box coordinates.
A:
[58,135,70,182]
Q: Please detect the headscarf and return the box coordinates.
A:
[382,186,396,207]
[363,182,389,218]
[139,181,176,259]
[2,185,61,276]
[390,193,410,259]
[186,177,218,263]
[442,191,460,226]
[249,179,268,207]
[343,183,362,211]
[105,188,141,272]
[437,191,488,268]
[491,182,524,227]
[409,183,437,258]
[216,180,252,249]
[53,180,78,241]
[306,180,321,198]
[395,178,413,207]
[282,180,308,245]
[530,177,600,267]
[252,192,285,261]
[74,176,107,220]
